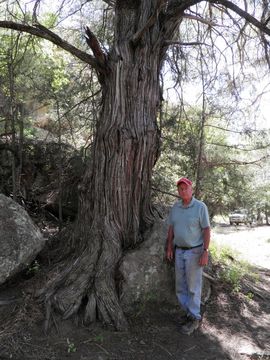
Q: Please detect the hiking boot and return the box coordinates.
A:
[178,313,191,325]
[180,318,200,335]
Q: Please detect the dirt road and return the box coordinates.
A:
[212,223,270,269]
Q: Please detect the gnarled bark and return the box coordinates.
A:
[38,2,166,331]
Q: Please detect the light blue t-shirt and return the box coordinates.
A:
[167,197,210,247]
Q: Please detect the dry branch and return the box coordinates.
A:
[208,0,270,36]
[166,0,270,37]
[85,26,106,66]
[152,187,180,199]
[205,155,269,168]
[183,13,217,26]
[203,272,217,283]
[164,40,208,46]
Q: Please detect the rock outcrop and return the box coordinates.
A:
[0,194,45,285]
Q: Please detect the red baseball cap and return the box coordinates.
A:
[176,177,192,187]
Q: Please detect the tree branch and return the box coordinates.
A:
[165,0,270,37]
[205,155,269,168]
[163,40,208,46]
[183,13,217,26]
[205,124,270,135]
[166,0,204,19]
[152,186,179,199]
[207,142,270,152]
[85,26,106,66]
[208,0,270,36]
[32,0,41,24]
[0,21,106,74]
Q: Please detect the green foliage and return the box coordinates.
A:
[26,260,40,275]
[51,59,70,93]
[210,243,256,293]
[66,338,76,353]
[220,267,242,293]
[23,125,38,139]
[245,292,254,301]
[42,12,58,28]
[93,334,104,343]
[153,106,199,196]
[0,25,61,136]
[153,103,261,218]
[0,13,100,149]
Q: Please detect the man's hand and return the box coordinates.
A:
[199,250,208,266]
[166,245,174,261]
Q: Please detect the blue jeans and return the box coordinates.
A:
[175,246,203,320]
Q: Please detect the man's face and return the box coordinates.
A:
[177,182,193,201]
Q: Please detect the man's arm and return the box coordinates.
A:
[166,225,174,261]
[199,226,210,266]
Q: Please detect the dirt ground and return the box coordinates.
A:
[0,224,270,360]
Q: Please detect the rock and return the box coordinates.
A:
[120,219,176,311]
[0,194,45,285]
[0,139,83,220]
[120,219,212,311]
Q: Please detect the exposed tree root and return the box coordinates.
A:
[38,224,129,332]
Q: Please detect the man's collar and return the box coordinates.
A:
[177,197,195,208]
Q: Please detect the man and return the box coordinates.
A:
[166,177,210,335]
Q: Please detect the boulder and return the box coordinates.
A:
[120,219,176,311]
[120,219,211,311]
[0,194,45,285]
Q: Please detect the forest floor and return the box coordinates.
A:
[0,222,270,360]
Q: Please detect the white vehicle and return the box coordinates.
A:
[229,209,252,225]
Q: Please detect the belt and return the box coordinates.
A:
[175,244,203,250]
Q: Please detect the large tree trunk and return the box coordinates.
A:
[39,1,179,331]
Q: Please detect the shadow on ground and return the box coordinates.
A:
[0,263,270,360]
